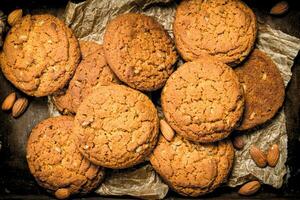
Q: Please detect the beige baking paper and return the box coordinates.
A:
[228,23,300,188]
[97,164,168,199]
[60,0,300,197]
[0,11,6,47]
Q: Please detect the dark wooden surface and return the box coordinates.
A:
[0,0,300,199]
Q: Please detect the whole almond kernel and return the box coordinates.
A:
[270,1,289,15]
[232,135,245,150]
[8,9,23,26]
[55,188,70,199]
[250,146,267,168]
[2,92,17,111]
[267,144,280,167]
[160,119,175,141]
[12,98,28,118]
[238,181,261,196]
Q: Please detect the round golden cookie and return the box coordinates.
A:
[0,14,80,97]
[173,0,257,66]
[53,41,119,114]
[235,49,285,130]
[74,84,159,169]
[103,13,177,91]
[26,116,105,197]
[150,135,234,197]
[161,57,244,143]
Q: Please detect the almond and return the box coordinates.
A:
[2,92,17,111]
[12,98,28,118]
[250,146,267,168]
[238,181,261,196]
[55,188,70,199]
[8,9,23,26]
[270,1,289,15]
[232,135,245,150]
[267,144,280,167]
[160,119,175,141]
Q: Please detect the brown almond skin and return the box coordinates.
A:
[2,92,16,111]
[250,146,267,168]
[232,135,245,150]
[8,9,23,26]
[160,119,175,141]
[270,1,289,15]
[238,181,261,196]
[55,188,70,199]
[267,144,280,167]
[12,98,28,118]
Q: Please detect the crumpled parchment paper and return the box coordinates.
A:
[64,0,176,42]
[0,11,6,48]
[228,23,300,188]
[97,164,168,199]
[62,0,300,197]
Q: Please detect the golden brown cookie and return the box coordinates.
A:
[235,49,285,130]
[150,135,234,197]
[161,57,244,143]
[0,14,80,97]
[53,41,119,114]
[74,84,159,169]
[103,13,177,91]
[26,116,105,198]
[174,0,257,66]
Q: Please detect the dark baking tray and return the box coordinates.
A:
[0,0,300,199]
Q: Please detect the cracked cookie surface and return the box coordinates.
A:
[104,13,177,91]
[74,84,159,169]
[174,0,257,66]
[0,14,80,97]
[150,135,234,196]
[235,49,285,130]
[26,116,105,196]
[53,41,119,114]
[161,57,244,143]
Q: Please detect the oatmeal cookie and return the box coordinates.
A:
[104,13,177,91]
[74,84,159,169]
[235,49,285,130]
[161,57,244,143]
[26,116,105,198]
[53,41,119,114]
[173,0,257,66]
[0,14,80,97]
[150,135,234,196]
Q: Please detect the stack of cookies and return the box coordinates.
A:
[0,0,285,198]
